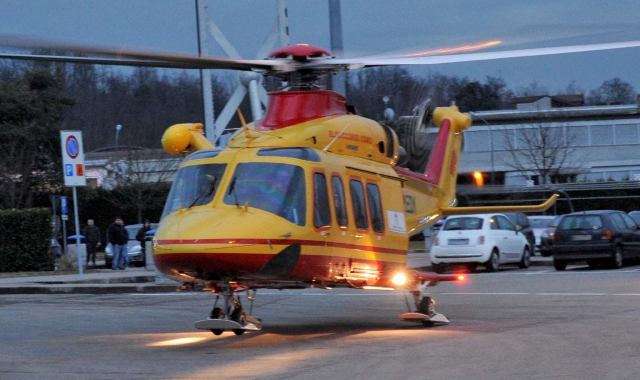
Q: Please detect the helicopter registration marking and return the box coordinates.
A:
[328,130,372,144]
[387,211,407,234]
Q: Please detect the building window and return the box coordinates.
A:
[568,126,589,146]
[605,171,629,181]
[464,130,489,152]
[614,124,638,145]
[496,129,515,150]
[590,125,613,146]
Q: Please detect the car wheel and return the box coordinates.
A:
[611,246,624,269]
[485,249,499,272]
[540,249,552,258]
[518,246,531,269]
[553,259,567,271]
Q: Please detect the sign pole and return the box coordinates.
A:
[72,186,83,276]
[60,131,86,277]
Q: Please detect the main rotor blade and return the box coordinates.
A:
[324,40,640,68]
[0,35,288,72]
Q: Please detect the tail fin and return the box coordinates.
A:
[423,106,471,208]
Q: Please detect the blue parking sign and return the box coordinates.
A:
[65,164,73,176]
[61,196,68,213]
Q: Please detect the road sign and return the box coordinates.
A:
[60,131,86,187]
[61,196,68,213]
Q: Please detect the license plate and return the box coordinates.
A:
[571,235,592,241]
[448,239,469,245]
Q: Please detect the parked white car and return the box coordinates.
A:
[429,213,531,273]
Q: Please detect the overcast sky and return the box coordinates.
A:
[2,0,640,94]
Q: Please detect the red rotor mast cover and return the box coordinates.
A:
[270,44,332,60]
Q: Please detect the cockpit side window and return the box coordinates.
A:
[161,163,227,219]
[223,163,306,226]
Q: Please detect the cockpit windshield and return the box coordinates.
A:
[161,163,227,219]
[224,163,306,226]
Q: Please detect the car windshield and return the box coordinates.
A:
[223,162,306,226]
[161,163,227,219]
[529,218,555,228]
[443,217,483,230]
[558,215,604,230]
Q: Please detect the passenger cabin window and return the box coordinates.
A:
[332,176,348,228]
[313,172,331,228]
[223,163,306,226]
[366,183,385,233]
[350,179,369,230]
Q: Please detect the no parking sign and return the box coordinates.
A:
[60,131,86,187]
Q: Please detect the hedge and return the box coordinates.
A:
[0,208,53,272]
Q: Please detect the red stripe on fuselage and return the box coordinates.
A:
[153,252,406,282]
[155,238,407,255]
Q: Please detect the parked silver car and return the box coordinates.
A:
[105,223,157,267]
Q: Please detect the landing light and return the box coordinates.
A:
[391,273,407,286]
[148,337,206,347]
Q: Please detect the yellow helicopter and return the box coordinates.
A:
[3,38,640,335]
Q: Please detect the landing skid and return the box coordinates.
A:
[198,283,262,335]
[399,289,451,326]
[399,311,450,326]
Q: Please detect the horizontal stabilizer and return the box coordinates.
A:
[442,194,559,215]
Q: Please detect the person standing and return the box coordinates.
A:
[108,217,129,270]
[135,219,153,262]
[83,219,101,266]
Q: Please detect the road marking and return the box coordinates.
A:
[437,292,640,296]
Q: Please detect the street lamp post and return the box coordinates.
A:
[115,124,122,152]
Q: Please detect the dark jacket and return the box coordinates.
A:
[136,226,152,242]
[108,223,129,245]
[84,225,101,244]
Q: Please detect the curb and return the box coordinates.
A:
[0,284,179,295]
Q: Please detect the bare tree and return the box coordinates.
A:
[501,122,581,185]
[586,77,636,105]
[102,149,180,222]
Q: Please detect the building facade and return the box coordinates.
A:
[458,95,640,187]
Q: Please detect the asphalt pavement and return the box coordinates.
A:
[0,251,552,295]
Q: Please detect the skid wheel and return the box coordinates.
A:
[230,308,247,336]
[210,307,224,336]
